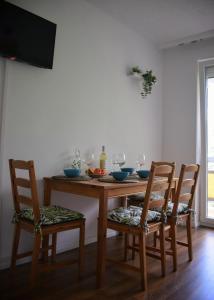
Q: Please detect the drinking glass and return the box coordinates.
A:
[64,148,81,174]
[112,153,126,171]
[84,153,95,168]
[136,153,146,170]
[74,148,80,159]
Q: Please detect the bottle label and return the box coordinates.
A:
[100,160,106,170]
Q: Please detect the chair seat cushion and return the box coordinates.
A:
[18,205,84,226]
[128,192,163,207]
[107,205,161,227]
[151,202,189,216]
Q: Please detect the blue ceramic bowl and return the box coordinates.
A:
[137,170,150,178]
[121,167,135,175]
[64,168,81,178]
[111,171,129,181]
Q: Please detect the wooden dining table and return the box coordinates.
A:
[43,176,177,288]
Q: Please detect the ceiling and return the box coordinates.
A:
[86,0,214,49]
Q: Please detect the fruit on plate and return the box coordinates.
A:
[86,168,107,177]
[94,168,107,175]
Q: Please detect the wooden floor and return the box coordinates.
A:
[1,226,214,300]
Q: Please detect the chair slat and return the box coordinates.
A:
[155,173,171,177]
[152,181,169,192]
[184,164,199,173]
[181,179,195,188]
[17,195,33,206]
[155,165,173,175]
[178,193,191,202]
[15,178,31,188]
[12,160,33,170]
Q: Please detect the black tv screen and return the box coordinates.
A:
[0,1,57,69]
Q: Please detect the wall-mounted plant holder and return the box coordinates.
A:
[129,66,157,99]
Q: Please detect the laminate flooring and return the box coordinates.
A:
[0,226,214,300]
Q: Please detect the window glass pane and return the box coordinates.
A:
[207,76,214,218]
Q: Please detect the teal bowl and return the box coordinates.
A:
[111,171,129,181]
[64,168,81,178]
[121,167,135,175]
[137,170,150,178]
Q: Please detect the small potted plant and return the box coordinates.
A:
[141,70,157,98]
[130,66,157,99]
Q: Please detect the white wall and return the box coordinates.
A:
[162,38,214,225]
[163,39,214,168]
[0,0,163,268]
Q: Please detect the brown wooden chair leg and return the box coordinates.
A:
[51,233,57,262]
[11,224,21,270]
[124,233,128,261]
[169,228,172,239]
[160,225,166,277]
[153,231,157,247]
[171,224,177,272]
[187,215,193,261]
[168,228,172,249]
[78,220,85,279]
[139,232,147,291]
[42,236,49,262]
[31,233,41,287]
[132,235,136,260]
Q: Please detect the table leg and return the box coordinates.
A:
[42,179,52,261]
[119,196,127,237]
[120,196,127,208]
[44,179,51,206]
[97,191,108,288]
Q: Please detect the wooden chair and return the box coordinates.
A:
[107,162,175,291]
[163,164,200,271]
[9,159,85,286]
[126,161,176,260]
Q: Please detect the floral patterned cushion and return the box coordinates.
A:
[16,205,84,226]
[128,192,163,207]
[151,202,189,216]
[107,205,161,227]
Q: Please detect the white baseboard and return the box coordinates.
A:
[199,221,214,228]
[0,231,117,270]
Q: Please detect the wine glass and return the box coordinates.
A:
[112,153,126,171]
[84,152,95,168]
[136,153,146,170]
[71,148,81,169]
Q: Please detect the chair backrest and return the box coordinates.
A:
[171,164,200,217]
[9,159,40,224]
[141,161,175,225]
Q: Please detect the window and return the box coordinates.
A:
[199,61,214,226]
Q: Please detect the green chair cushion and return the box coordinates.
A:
[107,205,161,227]
[128,192,163,207]
[151,202,189,216]
[17,205,84,226]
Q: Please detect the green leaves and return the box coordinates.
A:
[131,66,142,74]
[130,67,157,99]
[141,70,157,98]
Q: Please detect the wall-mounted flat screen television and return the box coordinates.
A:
[0,1,57,69]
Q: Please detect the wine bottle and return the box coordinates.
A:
[99,145,107,170]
